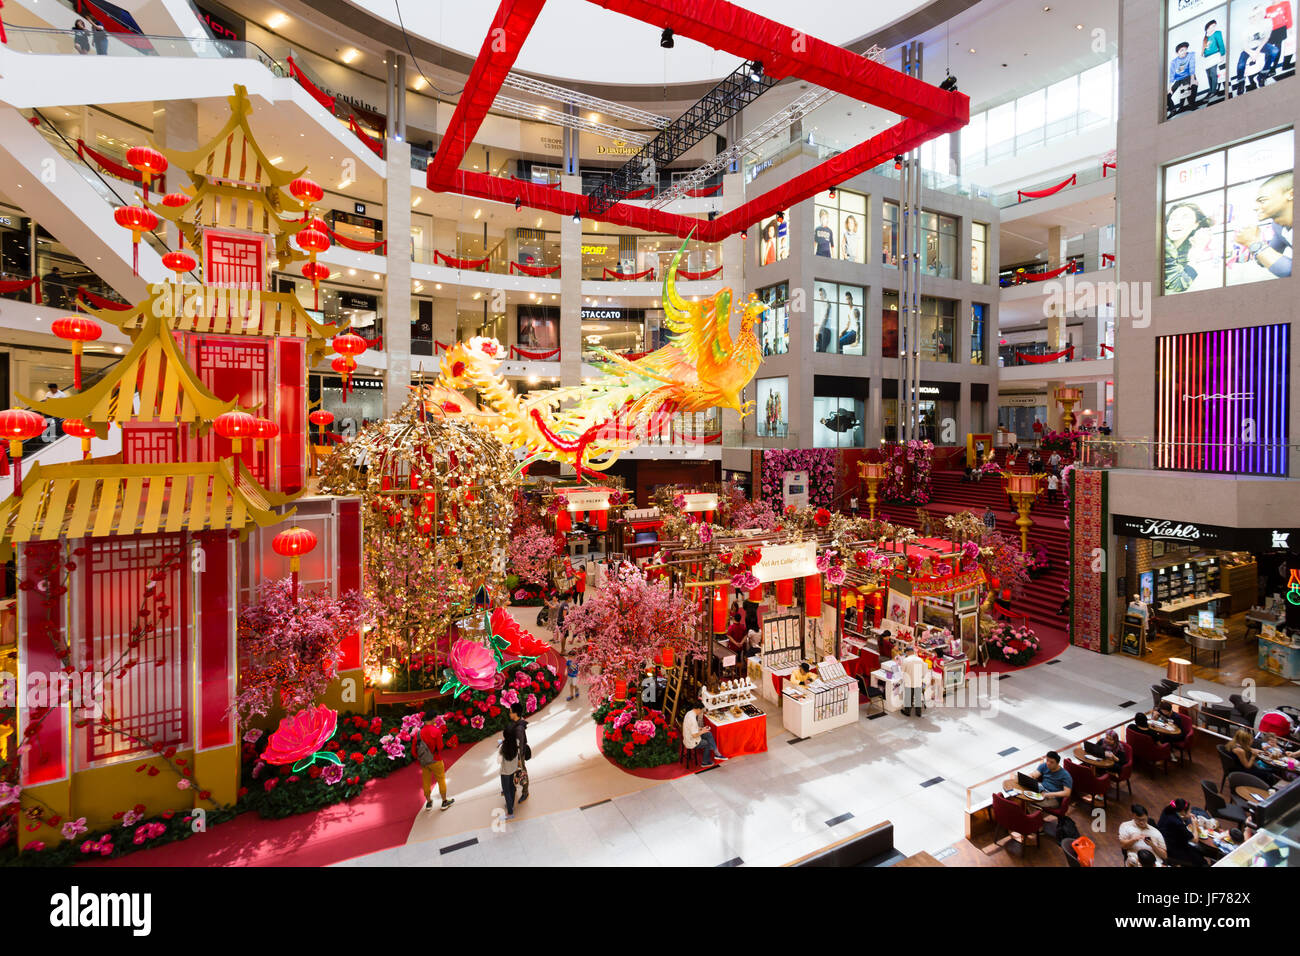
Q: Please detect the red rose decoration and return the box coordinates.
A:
[262,705,339,766]
[814,507,831,527]
[350,752,364,763]
[366,746,378,757]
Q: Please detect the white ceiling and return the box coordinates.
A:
[343,0,934,86]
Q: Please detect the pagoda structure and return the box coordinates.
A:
[1,87,363,846]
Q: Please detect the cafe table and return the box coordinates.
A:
[1071,746,1117,771]
[1186,689,1224,705]
[1148,716,1182,736]
[1234,785,1272,805]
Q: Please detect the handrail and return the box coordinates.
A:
[29,108,200,283]
[3,25,285,75]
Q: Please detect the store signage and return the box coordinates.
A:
[918,386,940,395]
[339,292,377,311]
[596,141,640,156]
[196,3,244,41]
[782,470,809,509]
[911,568,985,599]
[680,492,717,513]
[624,507,659,521]
[1112,515,1300,553]
[998,393,1048,407]
[562,489,611,511]
[581,245,610,255]
[581,308,627,321]
[752,540,818,583]
[354,202,366,216]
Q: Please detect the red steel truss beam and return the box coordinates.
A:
[427,0,968,242]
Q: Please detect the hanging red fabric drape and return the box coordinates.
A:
[76,286,131,311]
[1016,263,1074,283]
[0,276,41,303]
[509,346,560,360]
[347,116,385,158]
[1102,161,1117,177]
[433,341,451,353]
[675,265,723,280]
[615,350,650,361]
[685,184,722,197]
[364,335,383,350]
[509,261,560,276]
[434,250,491,270]
[1101,253,1116,265]
[511,176,559,189]
[602,267,655,280]
[326,226,385,253]
[1100,343,1114,355]
[622,186,655,199]
[77,139,161,191]
[1017,173,1076,202]
[286,56,337,112]
[1015,346,1075,363]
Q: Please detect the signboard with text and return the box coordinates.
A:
[752,541,818,583]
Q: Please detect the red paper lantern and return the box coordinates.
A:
[62,418,95,458]
[161,249,197,281]
[0,408,46,495]
[213,410,256,454]
[161,192,190,208]
[308,409,334,427]
[296,227,331,256]
[613,679,627,701]
[332,331,368,357]
[304,216,331,235]
[804,574,822,617]
[748,583,764,601]
[331,355,357,402]
[556,508,572,533]
[50,316,102,391]
[661,646,674,668]
[289,177,323,216]
[594,509,608,531]
[113,205,159,275]
[273,525,318,601]
[252,418,280,442]
[126,146,168,202]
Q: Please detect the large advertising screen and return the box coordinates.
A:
[1155,323,1290,476]
[1162,129,1293,294]
[1165,0,1295,120]
[756,376,789,438]
[758,211,789,265]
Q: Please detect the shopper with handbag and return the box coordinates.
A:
[416,716,455,812]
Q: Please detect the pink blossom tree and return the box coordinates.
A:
[561,566,706,704]
[508,524,559,588]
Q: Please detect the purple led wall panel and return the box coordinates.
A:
[1154,324,1289,477]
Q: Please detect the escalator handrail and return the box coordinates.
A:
[5,24,286,75]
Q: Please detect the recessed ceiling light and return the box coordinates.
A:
[589,112,599,122]
[268,12,289,28]
[473,208,482,219]
[348,269,356,276]
[114,345,124,354]
[1075,23,1083,29]
[373,273,380,280]
[341,48,360,64]
[435,283,442,290]
[268,156,282,165]
[969,47,976,53]
[412,76,428,91]
[412,196,422,207]
[1043,4,1051,10]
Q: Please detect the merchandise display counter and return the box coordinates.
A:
[1259,630,1300,680]
[781,658,858,738]
[702,678,768,757]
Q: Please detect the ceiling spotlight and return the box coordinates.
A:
[514,196,522,211]
[827,187,836,198]
[894,155,903,170]
[572,211,581,224]
[775,212,785,224]
[660,27,674,49]
[707,210,717,221]
[748,60,764,81]
[939,72,958,92]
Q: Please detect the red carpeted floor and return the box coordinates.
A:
[969,621,1070,674]
[84,650,565,868]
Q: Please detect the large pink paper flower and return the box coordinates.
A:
[262,704,338,766]
[450,638,498,690]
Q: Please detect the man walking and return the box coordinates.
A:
[416,715,454,811]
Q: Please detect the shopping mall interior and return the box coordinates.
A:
[0,0,1297,887]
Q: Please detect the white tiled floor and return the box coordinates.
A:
[337,620,1300,867]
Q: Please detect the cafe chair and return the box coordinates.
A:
[1038,789,1074,844]
[1199,780,1248,827]
[1158,677,1180,695]
[991,792,1044,855]
[1225,771,1270,807]
[1171,710,1195,765]
[1126,724,1171,774]
[1149,684,1168,711]
[1065,758,1110,809]
[1228,694,1259,729]
[1201,703,1234,735]
[1110,751,1134,800]
[1215,744,1239,789]
[856,677,886,717]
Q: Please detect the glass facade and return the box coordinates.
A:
[812,281,865,355]
[757,282,790,355]
[812,188,867,263]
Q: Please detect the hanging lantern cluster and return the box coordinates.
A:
[296,225,331,309]
[50,316,102,390]
[289,178,323,221]
[114,204,159,276]
[126,146,168,203]
[331,330,367,403]
[0,408,46,496]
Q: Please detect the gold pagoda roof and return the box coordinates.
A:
[0,459,295,557]
[20,308,251,431]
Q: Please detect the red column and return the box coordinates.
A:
[195,531,234,750]
[18,542,68,786]
[336,498,363,671]
[277,338,306,494]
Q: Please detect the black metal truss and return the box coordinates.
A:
[585,62,778,216]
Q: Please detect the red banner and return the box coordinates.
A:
[509,346,560,360]
[622,186,655,199]
[434,341,451,353]
[676,265,723,280]
[287,56,336,112]
[685,184,722,197]
[1016,263,1074,283]
[602,267,655,280]
[509,261,560,276]
[327,227,385,254]
[434,250,491,270]
[0,275,41,303]
[77,286,131,311]
[347,116,385,158]
[77,138,162,191]
[511,176,559,189]
[1017,173,1076,202]
[1015,346,1075,363]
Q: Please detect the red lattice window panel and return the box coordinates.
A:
[192,337,271,484]
[80,533,190,766]
[122,424,179,466]
[204,230,266,289]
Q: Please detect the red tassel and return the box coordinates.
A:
[73,353,82,391]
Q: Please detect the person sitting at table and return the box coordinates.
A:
[1009,751,1073,810]
[1229,728,1280,785]
[1253,731,1299,758]
[1157,798,1208,867]
[682,704,727,769]
[1130,711,1164,741]
[1119,804,1167,866]
[1134,848,1162,868]
[1102,730,1130,766]
[788,661,817,688]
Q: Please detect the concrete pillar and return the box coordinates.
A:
[1046,225,1066,272]
[383,139,412,417]
[959,381,972,444]
[559,175,582,388]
